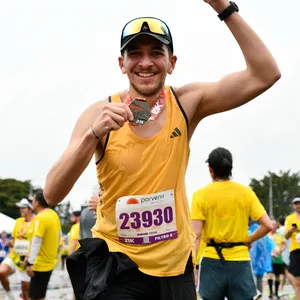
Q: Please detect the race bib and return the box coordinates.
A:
[14,240,30,255]
[0,250,6,258]
[116,190,178,244]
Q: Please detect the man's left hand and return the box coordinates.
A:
[26,265,35,278]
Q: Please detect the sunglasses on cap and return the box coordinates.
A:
[120,17,173,53]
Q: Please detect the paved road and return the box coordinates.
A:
[1,269,295,300]
[0,267,73,300]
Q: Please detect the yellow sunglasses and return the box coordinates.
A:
[120,17,173,53]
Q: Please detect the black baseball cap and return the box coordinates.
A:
[120,17,173,53]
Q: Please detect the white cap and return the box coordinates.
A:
[292,197,300,204]
[16,198,33,209]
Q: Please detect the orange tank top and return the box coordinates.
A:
[92,86,195,277]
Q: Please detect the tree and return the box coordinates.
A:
[0,178,74,232]
[55,201,73,234]
[0,178,39,219]
[249,170,300,218]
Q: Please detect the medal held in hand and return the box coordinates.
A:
[128,98,151,125]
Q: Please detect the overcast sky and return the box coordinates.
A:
[1,0,299,210]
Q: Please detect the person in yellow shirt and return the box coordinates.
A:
[59,235,69,271]
[267,219,286,299]
[0,198,34,300]
[191,147,272,300]
[285,197,300,299]
[68,211,81,254]
[26,191,61,300]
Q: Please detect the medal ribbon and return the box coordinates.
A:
[19,219,32,240]
[125,88,166,121]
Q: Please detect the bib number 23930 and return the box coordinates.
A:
[115,190,178,245]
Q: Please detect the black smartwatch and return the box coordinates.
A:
[218,2,239,21]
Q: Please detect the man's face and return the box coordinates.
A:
[294,201,300,213]
[31,197,38,212]
[19,207,30,217]
[1,231,7,239]
[271,220,278,232]
[119,35,177,97]
[71,215,77,224]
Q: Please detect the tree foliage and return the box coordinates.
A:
[249,170,300,218]
[0,178,37,219]
[1,178,74,232]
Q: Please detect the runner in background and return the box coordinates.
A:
[0,198,34,300]
[285,197,300,299]
[68,211,80,255]
[0,231,10,263]
[268,219,286,299]
[59,235,69,271]
[191,147,272,300]
[277,216,295,292]
[26,191,61,300]
[80,186,99,239]
[0,231,11,298]
[249,221,274,298]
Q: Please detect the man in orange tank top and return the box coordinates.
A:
[43,1,280,299]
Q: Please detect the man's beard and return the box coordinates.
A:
[130,80,165,98]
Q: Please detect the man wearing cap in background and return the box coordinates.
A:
[44,0,280,298]
[26,191,61,300]
[285,197,300,299]
[68,211,81,254]
[80,188,99,240]
[0,198,34,300]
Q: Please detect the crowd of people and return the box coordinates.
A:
[0,191,99,300]
[3,0,300,299]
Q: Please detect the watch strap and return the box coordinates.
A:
[218,2,239,21]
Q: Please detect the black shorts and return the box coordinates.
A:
[29,270,52,299]
[272,263,285,276]
[101,263,196,300]
[289,249,300,277]
[67,238,196,300]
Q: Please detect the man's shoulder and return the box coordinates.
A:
[229,181,255,196]
[286,213,295,221]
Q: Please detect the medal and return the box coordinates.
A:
[128,98,151,125]
[125,89,166,125]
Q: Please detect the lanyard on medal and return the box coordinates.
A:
[19,219,32,240]
[125,89,166,124]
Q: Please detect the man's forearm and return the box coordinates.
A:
[69,239,78,254]
[44,129,98,205]
[248,225,271,244]
[210,0,280,83]
[195,235,201,257]
[28,236,43,265]
[285,231,293,240]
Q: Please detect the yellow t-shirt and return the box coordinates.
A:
[285,213,300,252]
[68,223,80,253]
[269,232,285,263]
[9,217,34,271]
[191,181,266,261]
[59,237,69,256]
[32,209,61,272]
